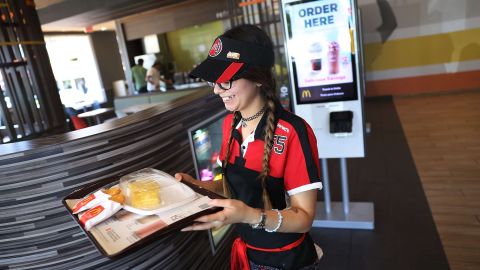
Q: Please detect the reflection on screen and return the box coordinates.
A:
[190,112,225,182]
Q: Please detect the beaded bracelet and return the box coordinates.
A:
[251,209,266,229]
[265,209,283,233]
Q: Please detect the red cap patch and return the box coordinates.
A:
[209,38,222,57]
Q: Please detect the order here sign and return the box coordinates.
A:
[298,3,339,28]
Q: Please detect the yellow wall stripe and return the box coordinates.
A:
[364,28,480,72]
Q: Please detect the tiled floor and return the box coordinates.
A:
[310,96,449,270]
[394,90,480,270]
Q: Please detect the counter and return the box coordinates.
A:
[114,83,208,117]
[0,88,233,269]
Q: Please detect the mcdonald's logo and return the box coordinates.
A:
[301,90,312,98]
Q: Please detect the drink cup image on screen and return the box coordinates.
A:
[328,41,340,74]
[309,42,322,72]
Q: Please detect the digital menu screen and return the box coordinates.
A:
[188,111,227,182]
[191,128,222,182]
[284,0,358,104]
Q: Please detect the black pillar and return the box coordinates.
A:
[0,0,66,143]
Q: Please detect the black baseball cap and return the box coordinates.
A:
[189,36,274,83]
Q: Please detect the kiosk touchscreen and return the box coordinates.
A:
[281,0,365,158]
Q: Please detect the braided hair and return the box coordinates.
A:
[220,25,279,209]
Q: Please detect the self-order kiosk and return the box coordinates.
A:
[281,0,373,229]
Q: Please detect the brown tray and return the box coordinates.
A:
[62,175,224,259]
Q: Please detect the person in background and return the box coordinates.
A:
[131,59,147,93]
[146,61,169,92]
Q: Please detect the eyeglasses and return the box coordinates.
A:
[206,80,232,90]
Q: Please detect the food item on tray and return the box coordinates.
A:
[127,179,161,209]
[110,193,125,204]
[72,187,122,214]
[104,187,121,196]
[72,189,111,214]
[79,196,124,231]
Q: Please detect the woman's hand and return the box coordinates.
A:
[174,173,221,191]
[174,172,196,183]
[181,199,259,231]
[174,173,260,231]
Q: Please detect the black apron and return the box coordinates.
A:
[226,160,318,270]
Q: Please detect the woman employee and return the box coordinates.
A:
[176,24,323,269]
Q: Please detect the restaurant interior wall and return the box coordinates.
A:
[358,0,480,95]
[166,20,225,72]
[90,31,125,107]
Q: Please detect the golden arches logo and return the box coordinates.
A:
[301,90,312,98]
[89,206,102,216]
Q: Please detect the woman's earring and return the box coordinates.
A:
[256,83,262,87]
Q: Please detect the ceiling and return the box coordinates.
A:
[35,0,192,32]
